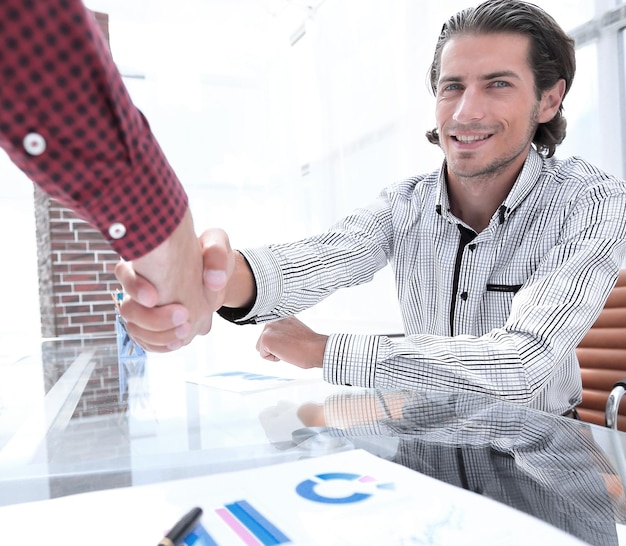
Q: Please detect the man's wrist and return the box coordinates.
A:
[133,207,200,305]
[222,251,257,308]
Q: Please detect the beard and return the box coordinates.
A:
[444,103,541,182]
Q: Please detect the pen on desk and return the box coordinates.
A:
[158,507,203,546]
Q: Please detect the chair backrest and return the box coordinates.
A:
[576,269,626,430]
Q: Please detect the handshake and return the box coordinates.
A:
[114,209,327,368]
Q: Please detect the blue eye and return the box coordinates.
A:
[441,83,461,92]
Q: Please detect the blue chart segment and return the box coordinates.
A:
[295,472,394,504]
[210,371,292,383]
[216,499,291,545]
[182,524,219,546]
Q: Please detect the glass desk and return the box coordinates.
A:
[1,327,625,545]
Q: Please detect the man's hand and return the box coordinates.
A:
[114,212,233,352]
[256,316,328,368]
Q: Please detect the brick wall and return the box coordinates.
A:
[45,197,120,336]
[35,11,120,339]
[37,15,133,485]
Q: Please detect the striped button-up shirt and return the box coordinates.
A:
[236,149,626,414]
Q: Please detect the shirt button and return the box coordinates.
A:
[468,244,477,251]
[23,132,47,156]
[108,222,127,239]
[460,291,468,301]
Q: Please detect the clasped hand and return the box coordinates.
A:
[115,227,328,368]
[114,220,234,352]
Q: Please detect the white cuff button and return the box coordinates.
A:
[108,222,127,239]
[23,132,47,156]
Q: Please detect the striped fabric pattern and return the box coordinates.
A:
[238,148,626,415]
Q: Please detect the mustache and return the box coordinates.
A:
[445,123,499,134]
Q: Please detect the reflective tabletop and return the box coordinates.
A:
[1,323,625,545]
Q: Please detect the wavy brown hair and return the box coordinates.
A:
[425,0,576,158]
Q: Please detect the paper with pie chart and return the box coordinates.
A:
[0,449,586,545]
[182,449,585,546]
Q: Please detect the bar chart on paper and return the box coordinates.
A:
[0,450,587,545]
[214,500,291,545]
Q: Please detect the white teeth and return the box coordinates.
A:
[455,134,489,143]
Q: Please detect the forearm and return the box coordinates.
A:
[228,231,388,324]
[0,0,187,260]
[132,209,200,305]
[217,199,392,324]
[322,331,539,404]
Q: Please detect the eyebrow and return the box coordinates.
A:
[438,70,521,85]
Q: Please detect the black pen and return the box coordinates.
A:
[158,507,203,546]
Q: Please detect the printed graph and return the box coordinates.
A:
[215,499,291,545]
[197,473,396,545]
[295,472,394,504]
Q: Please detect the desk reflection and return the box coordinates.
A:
[275,390,626,546]
[3,336,626,546]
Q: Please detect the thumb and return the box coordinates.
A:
[114,260,159,308]
[201,229,232,290]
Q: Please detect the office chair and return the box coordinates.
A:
[575,269,626,431]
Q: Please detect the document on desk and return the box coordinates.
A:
[185,369,322,393]
[0,449,585,545]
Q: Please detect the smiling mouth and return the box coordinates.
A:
[452,134,492,143]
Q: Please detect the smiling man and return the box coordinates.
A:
[434,32,566,233]
[118,0,626,417]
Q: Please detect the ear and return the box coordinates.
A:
[538,78,566,123]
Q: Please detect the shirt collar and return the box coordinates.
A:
[500,147,544,213]
[435,147,544,223]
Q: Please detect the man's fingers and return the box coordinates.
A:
[123,318,189,353]
[120,297,188,332]
[200,229,233,290]
[256,328,280,361]
[261,351,280,362]
[123,304,212,352]
[133,338,185,353]
[114,260,159,308]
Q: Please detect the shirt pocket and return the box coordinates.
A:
[486,283,523,294]
[477,284,523,334]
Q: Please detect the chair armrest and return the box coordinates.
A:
[606,380,626,429]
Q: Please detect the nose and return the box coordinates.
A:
[452,87,485,123]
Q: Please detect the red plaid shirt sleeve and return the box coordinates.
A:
[0,0,188,259]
